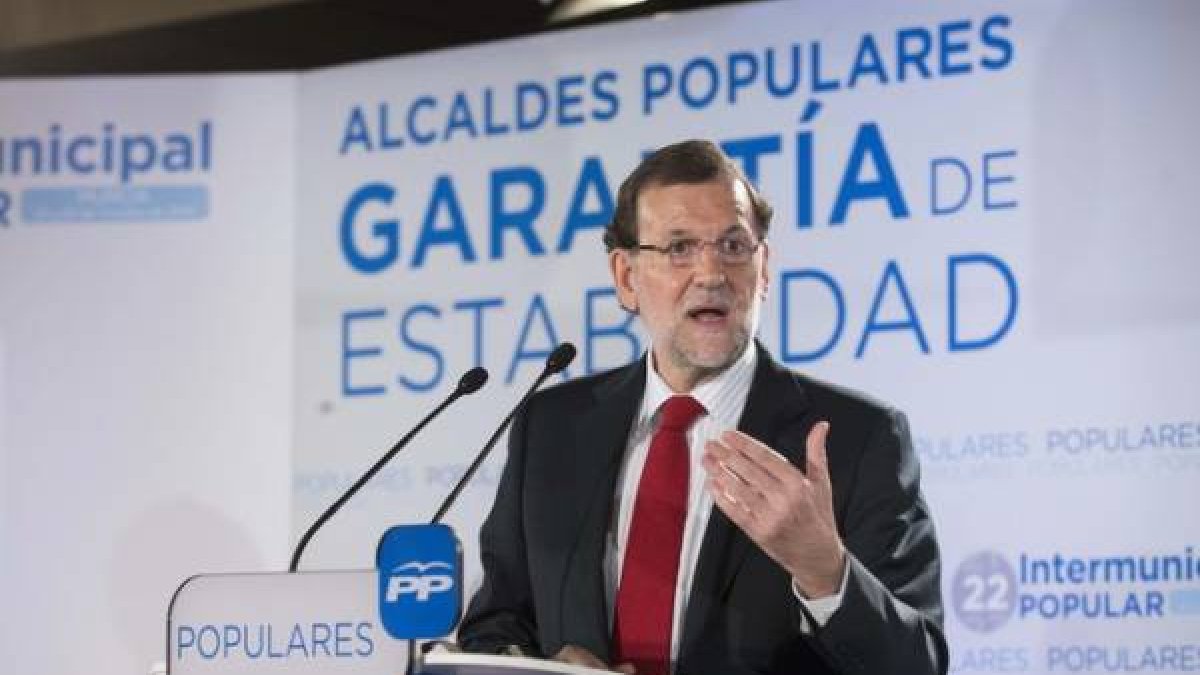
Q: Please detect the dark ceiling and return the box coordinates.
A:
[0,0,753,77]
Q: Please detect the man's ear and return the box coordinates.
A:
[609,249,639,314]
[759,240,770,300]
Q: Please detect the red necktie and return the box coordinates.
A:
[613,395,706,675]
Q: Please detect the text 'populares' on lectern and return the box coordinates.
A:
[167,570,622,675]
[166,523,615,675]
[168,569,406,674]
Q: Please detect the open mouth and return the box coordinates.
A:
[687,306,729,323]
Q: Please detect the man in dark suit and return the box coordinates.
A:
[458,140,948,675]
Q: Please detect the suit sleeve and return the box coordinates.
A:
[806,408,949,675]
[456,402,542,656]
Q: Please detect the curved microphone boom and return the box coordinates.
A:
[429,343,576,524]
[289,366,489,572]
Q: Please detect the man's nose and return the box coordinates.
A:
[692,242,727,286]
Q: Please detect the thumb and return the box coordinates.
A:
[806,420,831,482]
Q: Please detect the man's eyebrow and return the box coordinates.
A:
[662,228,696,238]
[662,225,743,238]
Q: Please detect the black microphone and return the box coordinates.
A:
[289,366,489,572]
[429,342,576,524]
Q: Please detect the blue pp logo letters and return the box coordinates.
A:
[376,523,462,639]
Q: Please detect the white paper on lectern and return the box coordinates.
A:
[421,652,622,675]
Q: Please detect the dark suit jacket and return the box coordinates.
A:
[458,344,949,675]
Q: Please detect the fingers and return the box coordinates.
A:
[704,436,780,492]
[703,423,833,517]
[554,645,638,674]
[553,645,608,669]
[703,437,786,535]
[704,446,767,522]
[703,430,796,514]
[707,470,757,533]
[706,430,793,484]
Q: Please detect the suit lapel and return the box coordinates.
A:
[556,358,646,661]
[678,344,811,661]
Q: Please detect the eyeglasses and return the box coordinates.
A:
[632,232,763,268]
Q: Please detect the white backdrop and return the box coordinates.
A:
[0,75,296,675]
[295,0,1200,672]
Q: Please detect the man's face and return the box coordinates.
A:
[610,176,769,392]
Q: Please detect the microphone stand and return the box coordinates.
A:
[289,367,488,573]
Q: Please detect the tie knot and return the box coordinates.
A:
[657,395,705,432]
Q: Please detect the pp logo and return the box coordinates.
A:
[385,561,455,602]
[952,550,1017,633]
[376,524,462,639]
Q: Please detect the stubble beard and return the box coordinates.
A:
[665,322,752,389]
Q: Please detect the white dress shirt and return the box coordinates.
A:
[603,343,847,669]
